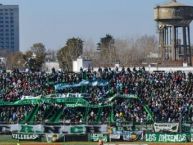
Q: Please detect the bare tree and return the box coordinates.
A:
[6,52,26,69]
[83,39,96,60]
[46,49,57,62]
[114,35,158,66]
[0,48,10,57]
[57,35,159,68]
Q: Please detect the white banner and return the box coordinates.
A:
[0,124,42,133]
[110,134,120,139]
[154,123,179,133]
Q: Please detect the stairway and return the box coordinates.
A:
[20,105,39,124]
[49,106,64,123]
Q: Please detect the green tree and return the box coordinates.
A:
[26,43,46,71]
[57,38,83,71]
[97,34,116,66]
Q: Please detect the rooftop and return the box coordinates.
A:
[156,0,191,8]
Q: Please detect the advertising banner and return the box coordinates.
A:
[12,133,40,140]
[145,133,188,142]
[45,134,65,142]
[122,131,143,141]
[110,130,143,142]
[88,134,108,142]
[154,123,179,133]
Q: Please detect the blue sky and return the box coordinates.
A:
[1,0,193,51]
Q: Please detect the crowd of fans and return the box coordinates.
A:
[0,67,192,125]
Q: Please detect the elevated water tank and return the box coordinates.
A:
[154,0,193,66]
[154,0,193,26]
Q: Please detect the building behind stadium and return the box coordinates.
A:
[0,4,19,52]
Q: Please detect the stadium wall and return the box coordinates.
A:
[92,67,193,74]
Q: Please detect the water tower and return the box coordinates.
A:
[154,0,193,66]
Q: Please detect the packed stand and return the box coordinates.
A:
[0,67,192,124]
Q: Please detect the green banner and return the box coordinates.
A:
[145,133,188,142]
[70,126,85,134]
[0,97,89,107]
[0,93,136,107]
